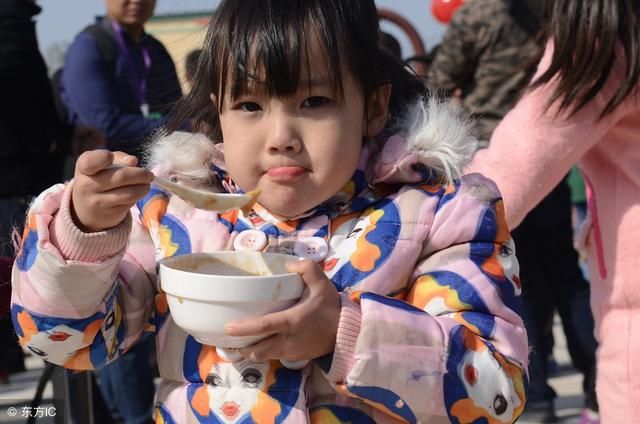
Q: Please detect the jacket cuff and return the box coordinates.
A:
[326,293,362,382]
[49,183,132,262]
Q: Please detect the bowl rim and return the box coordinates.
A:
[159,251,302,280]
[158,251,305,302]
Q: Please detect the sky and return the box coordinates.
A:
[35,0,447,66]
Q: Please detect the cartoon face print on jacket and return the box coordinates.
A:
[323,200,401,290]
[496,238,521,295]
[206,360,271,422]
[11,304,106,369]
[470,198,522,312]
[445,326,526,424]
[185,339,302,424]
[22,324,88,364]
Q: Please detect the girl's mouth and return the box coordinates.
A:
[266,166,305,182]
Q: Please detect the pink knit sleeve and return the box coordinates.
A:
[326,293,362,382]
[467,41,626,228]
[49,183,132,262]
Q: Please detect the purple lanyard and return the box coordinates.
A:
[111,20,152,110]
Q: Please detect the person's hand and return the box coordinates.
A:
[225,259,341,362]
[71,150,154,232]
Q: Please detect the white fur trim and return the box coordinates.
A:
[400,97,479,183]
[144,131,217,186]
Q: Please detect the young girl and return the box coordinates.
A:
[12,0,528,422]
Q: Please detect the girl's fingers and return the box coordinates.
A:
[84,166,154,193]
[238,334,284,362]
[285,259,328,291]
[226,310,289,337]
[75,150,115,176]
[76,150,143,179]
[105,166,154,190]
[112,151,138,167]
[98,184,153,207]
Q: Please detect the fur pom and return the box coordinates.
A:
[399,97,478,183]
[144,131,218,186]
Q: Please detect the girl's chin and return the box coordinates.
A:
[264,206,307,219]
[257,191,318,218]
[260,199,312,219]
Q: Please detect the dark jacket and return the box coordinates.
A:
[60,17,183,156]
[0,0,67,196]
[427,0,543,142]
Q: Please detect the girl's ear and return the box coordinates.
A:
[365,83,392,137]
[210,93,218,107]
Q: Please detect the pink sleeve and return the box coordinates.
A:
[11,183,157,370]
[49,182,132,262]
[468,42,626,228]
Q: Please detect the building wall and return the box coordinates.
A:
[146,13,211,90]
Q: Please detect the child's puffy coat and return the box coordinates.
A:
[11,99,528,423]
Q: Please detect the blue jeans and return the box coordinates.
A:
[98,335,155,424]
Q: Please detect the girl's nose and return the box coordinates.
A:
[266,117,302,154]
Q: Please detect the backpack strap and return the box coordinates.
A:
[82,23,118,75]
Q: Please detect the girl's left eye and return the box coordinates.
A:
[301,96,331,108]
[237,102,261,112]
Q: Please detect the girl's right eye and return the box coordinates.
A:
[301,96,331,108]
[236,102,261,112]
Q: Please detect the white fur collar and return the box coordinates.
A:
[394,97,478,183]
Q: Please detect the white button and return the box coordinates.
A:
[294,237,328,262]
[233,230,267,251]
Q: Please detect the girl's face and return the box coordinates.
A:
[218,39,389,218]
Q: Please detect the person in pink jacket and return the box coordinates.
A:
[469,0,640,421]
[11,0,529,422]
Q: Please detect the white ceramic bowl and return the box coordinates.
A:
[159,251,303,348]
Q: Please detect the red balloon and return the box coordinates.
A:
[432,0,465,24]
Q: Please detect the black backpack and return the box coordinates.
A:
[51,23,117,124]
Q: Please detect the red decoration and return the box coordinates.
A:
[432,0,465,24]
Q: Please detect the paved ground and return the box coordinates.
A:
[0,315,587,424]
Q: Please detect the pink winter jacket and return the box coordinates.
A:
[469,44,640,421]
[11,100,528,423]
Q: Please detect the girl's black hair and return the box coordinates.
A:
[533,0,640,118]
[167,0,426,140]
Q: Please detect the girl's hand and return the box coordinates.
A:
[226,259,341,363]
[71,150,154,232]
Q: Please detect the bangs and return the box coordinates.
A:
[211,0,345,103]
[167,0,399,142]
